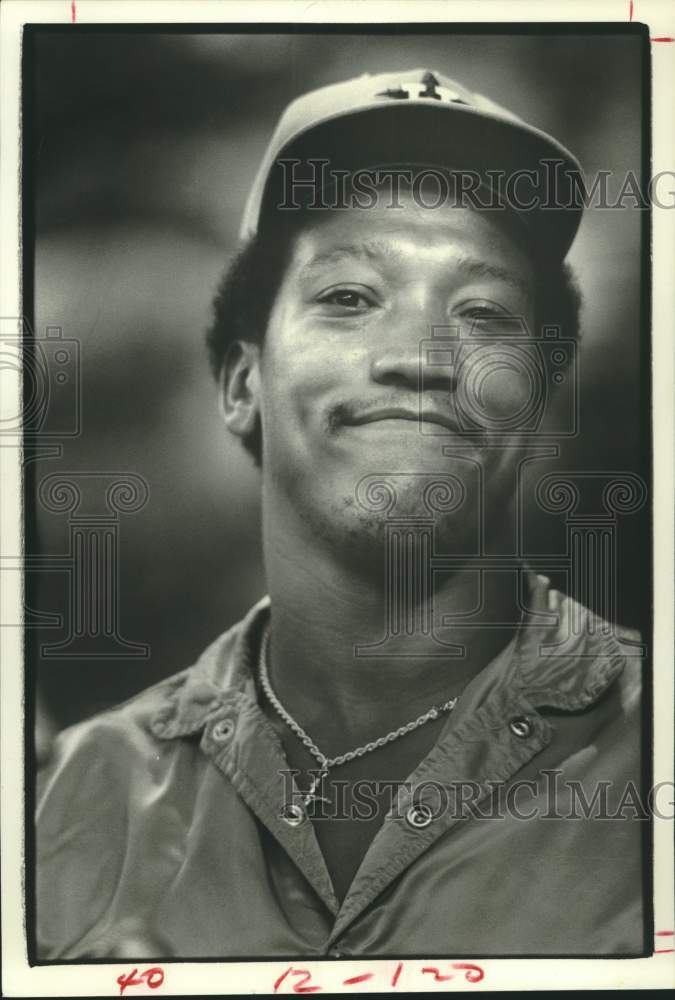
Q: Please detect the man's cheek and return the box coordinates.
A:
[457,345,541,431]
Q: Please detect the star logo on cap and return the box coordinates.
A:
[376,71,469,104]
[418,71,442,100]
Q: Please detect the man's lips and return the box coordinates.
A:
[345,407,465,434]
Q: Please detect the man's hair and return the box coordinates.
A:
[206,221,583,466]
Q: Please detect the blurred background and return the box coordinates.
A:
[25,28,648,734]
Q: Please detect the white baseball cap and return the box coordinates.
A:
[240,68,586,260]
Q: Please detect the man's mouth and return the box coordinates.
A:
[346,407,465,435]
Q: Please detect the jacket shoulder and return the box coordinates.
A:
[35,621,248,959]
[37,616,250,806]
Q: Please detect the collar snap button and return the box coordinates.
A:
[405,803,434,829]
[212,718,235,743]
[279,803,306,827]
[509,716,533,739]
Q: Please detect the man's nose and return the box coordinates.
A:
[369,317,458,392]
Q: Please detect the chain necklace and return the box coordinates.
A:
[258,623,459,807]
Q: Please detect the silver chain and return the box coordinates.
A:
[258,623,459,805]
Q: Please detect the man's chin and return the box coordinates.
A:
[321,483,479,560]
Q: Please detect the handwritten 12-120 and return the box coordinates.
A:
[274,960,485,992]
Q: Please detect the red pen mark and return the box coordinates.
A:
[391,961,403,987]
[452,962,485,983]
[117,970,143,996]
[273,967,321,994]
[629,0,633,20]
[421,961,485,984]
[116,967,164,996]
[274,968,293,992]
[71,0,76,22]
[654,929,675,953]
[651,37,675,42]
[342,972,374,985]
[421,966,454,982]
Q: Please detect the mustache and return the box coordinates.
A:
[326,397,488,441]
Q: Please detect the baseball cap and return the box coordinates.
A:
[240,68,586,260]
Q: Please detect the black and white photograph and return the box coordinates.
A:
[1,1,674,994]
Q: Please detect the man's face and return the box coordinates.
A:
[256,190,535,555]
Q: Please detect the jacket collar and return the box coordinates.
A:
[150,578,630,742]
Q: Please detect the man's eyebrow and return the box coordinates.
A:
[299,241,395,275]
[454,256,532,297]
[299,244,531,296]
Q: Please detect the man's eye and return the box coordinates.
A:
[463,306,503,318]
[460,305,527,336]
[316,288,374,311]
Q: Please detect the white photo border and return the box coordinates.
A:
[1,0,673,994]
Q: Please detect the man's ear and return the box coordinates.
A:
[219,340,262,439]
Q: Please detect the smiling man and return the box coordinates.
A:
[37,69,645,959]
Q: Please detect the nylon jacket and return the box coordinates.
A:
[36,580,645,959]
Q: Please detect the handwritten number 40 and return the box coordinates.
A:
[117,967,164,996]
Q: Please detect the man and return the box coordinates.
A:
[37,69,644,959]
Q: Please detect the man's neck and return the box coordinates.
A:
[261,507,521,757]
